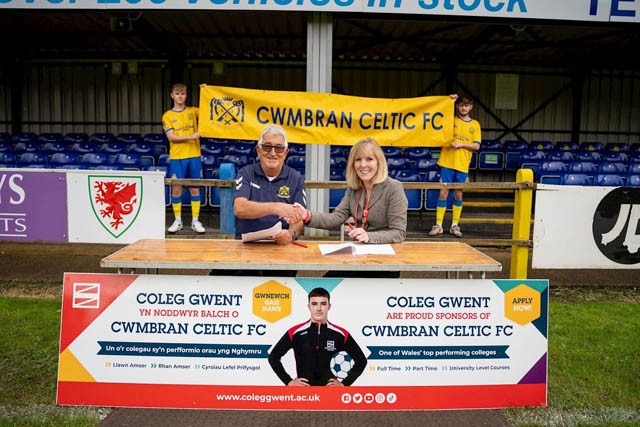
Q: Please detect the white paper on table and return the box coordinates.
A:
[318,242,395,256]
[241,222,281,243]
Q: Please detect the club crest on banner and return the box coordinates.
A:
[88,175,143,238]
[210,97,245,128]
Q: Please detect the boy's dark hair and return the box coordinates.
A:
[171,83,187,92]
[455,95,473,107]
[308,287,330,302]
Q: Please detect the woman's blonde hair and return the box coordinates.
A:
[345,137,389,189]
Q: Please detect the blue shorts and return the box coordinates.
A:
[170,157,203,179]
[440,166,468,183]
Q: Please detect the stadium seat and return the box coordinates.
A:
[504,140,528,170]
[98,142,126,155]
[628,163,640,175]
[562,173,591,186]
[387,158,411,170]
[603,152,629,163]
[0,152,17,167]
[519,150,547,179]
[94,165,124,171]
[127,142,155,167]
[64,133,89,145]
[599,161,627,175]
[205,168,220,207]
[478,143,504,170]
[112,153,143,170]
[201,143,224,156]
[49,153,80,169]
[70,142,98,153]
[429,148,442,160]
[226,143,252,156]
[221,154,250,168]
[631,152,640,163]
[424,170,453,210]
[0,132,10,142]
[469,151,478,170]
[569,161,599,181]
[554,141,580,152]
[143,133,167,145]
[117,133,142,145]
[393,170,422,210]
[17,152,48,168]
[539,161,568,184]
[157,154,170,167]
[38,133,63,145]
[605,142,630,153]
[405,147,431,160]
[382,147,402,158]
[288,144,306,156]
[80,153,110,168]
[576,151,602,162]
[330,156,347,169]
[548,150,575,163]
[330,146,346,158]
[329,169,346,209]
[630,143,640,153]
[628,175,640,186]
[0,141,12,153]
[416,158,439,173]
[286,155,305,169]
[595,174,625,186]
[40,141,68,155]
[481,140,502,151]
[580,142,604,152]
[90,133,116,145]
[12,132,37,145]
[530,140,553,152]
[13,141,39,154]
[202,154,218,174]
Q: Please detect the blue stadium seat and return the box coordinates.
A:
[80,153,110,168]
[554,141,580,152]
[13,141,39,154]
[429,148,442,160]
[0,152,17,167]
[416,158,439,173]
[539,161,568,184]
[576,151,602,162]
[64,133,89,145]
[481,140,502,151]
[603,152,629,163]
[530,140,553,152]
[127,142,155,167]
[17,152,48,168]
[580,141,604,152]
[562,173,591,186]
[227,143,252,156]
[478,143,504,170]
[288,144,306,156]
[382,147,402,158]
[569,161,599,180]
[595,174,625,186]
[202,154,218,174]
[205,168,220,207]
[38,133,63,145]
[70,142,98,153]
[98,142,126,155]
[221,154,250,168]
[329,169,346,209]
[630,143,640,153]
[548,150,575,163]
[286,155,305,169]
[293,167,305,177]
[405,147,431,160]
[12,132,37,145]
[387,158,411,170]
[519,150,547,179]
[423,170,453,210]
[628,163,640,175]
[631,152,640,163]
[0,141,13,153]
[393,170,422,210]
[41,141,68,155]
[330,156,347,169]
[90,133,116,145]
[599,161,627,175]
[111,153,142,170]
[94,165,124,171]
[117,133,142,145]
[628,175,640,186]
[49,153,80,169]
[143,133,167,145]
[201,143,224,156]
[469,151,478,170]
[605,142,630,153]
[0,132,10,142]
[330,146,346,158]
[157,154,170,167]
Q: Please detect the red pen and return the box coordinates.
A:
[293,241,308,248]
[346,223,355,230]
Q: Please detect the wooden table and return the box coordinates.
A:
[101,239,501,278]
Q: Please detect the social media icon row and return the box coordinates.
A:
[341,392,396,404]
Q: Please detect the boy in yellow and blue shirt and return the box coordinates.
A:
[162,83,205,234]
[429,95,481,237]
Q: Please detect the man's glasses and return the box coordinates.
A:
[260,143,286,154]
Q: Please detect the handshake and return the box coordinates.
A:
[278,202,310,225]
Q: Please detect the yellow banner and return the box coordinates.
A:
[199,85,454,147]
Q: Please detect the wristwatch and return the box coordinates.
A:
[291,229,297,241]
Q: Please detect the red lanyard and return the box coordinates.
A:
[354,186,371,229]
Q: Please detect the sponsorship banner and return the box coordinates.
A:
[58,273,548,410]
[533,184,640,268]
[199,85,455,147]
[66,170,165,244]
[0,168,68,242]
[1,0,637,23]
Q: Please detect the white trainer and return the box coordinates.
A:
[168,219,183,233]
[191,221,205,234]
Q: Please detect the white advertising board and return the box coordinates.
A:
[66,170,165,244]
[533,184,640,269]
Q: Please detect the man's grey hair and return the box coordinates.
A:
[258,124,288,147]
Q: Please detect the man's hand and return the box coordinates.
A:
[449,94,458,100]
[288,378,310,386]
[326,378,344,387]
[293,202,307,220]
[451,141,464,149]
[270,229,294,245]
[192,132,201,140]
[348,227,370,243]
[277,203,303,224]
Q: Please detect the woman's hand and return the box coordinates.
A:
[348,227,369,243]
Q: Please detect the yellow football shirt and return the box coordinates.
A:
[162,107,201,160]
[437,116,481,173]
